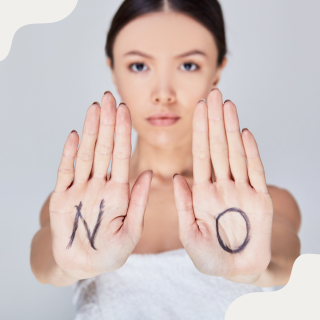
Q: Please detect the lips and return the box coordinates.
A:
[146,113,180,127]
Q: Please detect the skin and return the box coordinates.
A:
[30,11,301,288]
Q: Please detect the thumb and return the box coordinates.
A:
[172,174,199,242]
[123,170,153,243]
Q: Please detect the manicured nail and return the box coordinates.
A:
[173,173,179,180]
[119,102,126,106]
[70,130,77,134]
[198,98,206,104]
[104,90,112,95]
[224,99,231,103]
[92,101,99,105]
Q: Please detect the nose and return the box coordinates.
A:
[151,84,176,105]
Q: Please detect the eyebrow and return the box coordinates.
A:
[175,50,207,58]
[123,49,207,59]
[124,51,153,59]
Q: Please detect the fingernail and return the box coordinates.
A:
[224,99,231,103]
[198,98,206,104]
[104,90,112,95]
[173,173,179,180]
[211,87,218,91]
[70,130,77,134]
[119,102,126,106]
[242,128,249,133]
[92,101,99,105]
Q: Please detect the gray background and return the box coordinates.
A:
[0,0,319,319]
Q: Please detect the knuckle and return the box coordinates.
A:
[210,144,228,155]
[58,167,74,175]
[115,130,131,136]
[113,149,131,160]
[130,199,146,208]
[226,128,239,134]
[235,178,248,184]
[95,142,113,156]
[247,153,260,159]
[181,203,194,212]
[229,152,246,160]
[91,173,106,180]
[62,152,74,159]
[74,177,88,184]
[192,148,209,159]
[101,120,116,127]
[77,150,93,162]
[127,231,141,247]
[208,116,223,122]
[210,132,226,143]
[193,128,207,133]
[248,168,265,177]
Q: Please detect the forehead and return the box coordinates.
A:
[113,11,218,58]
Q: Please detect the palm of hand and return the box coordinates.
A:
[50,93,152,279]
[173,90,273,282]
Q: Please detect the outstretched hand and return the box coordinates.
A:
[173,89,273,284]
[50,92,152,281]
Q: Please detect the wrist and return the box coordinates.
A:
[224,272,262,285]
[48,264,80,287]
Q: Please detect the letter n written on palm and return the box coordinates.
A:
[66,199,105,250]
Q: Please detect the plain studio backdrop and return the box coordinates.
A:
[0,0,319,319]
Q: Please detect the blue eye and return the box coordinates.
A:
[180,62,198,71]
[130,63,147,72]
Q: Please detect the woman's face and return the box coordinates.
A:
[109,11,226,149]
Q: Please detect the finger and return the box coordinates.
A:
[110,103,132,184]
[54,130,79,193]
[172,174,199,240]
[123,170,153,242]
[207,89,231,181]
[74,103,100,184]
[224,101,248,183]
[192,100,212,184]
[242,129,268,193]
[92,92,116,180]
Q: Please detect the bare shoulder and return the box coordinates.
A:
[267,185,301,232]
[39,192,52,228]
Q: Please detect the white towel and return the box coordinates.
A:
[72,248,273,320]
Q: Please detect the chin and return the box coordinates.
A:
[147,131,186,149]
[153,134,173,147]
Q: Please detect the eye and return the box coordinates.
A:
[180,62,199,72]
[130,63,148,72]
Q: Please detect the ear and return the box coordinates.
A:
[212,57,228,87]
[107,57,117,86]
[107,57,112,68]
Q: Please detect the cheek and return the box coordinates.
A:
[176,73,213,110]
[115,73,149,130]
[116,71,143,101]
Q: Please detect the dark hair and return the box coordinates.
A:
[105,0,227,68]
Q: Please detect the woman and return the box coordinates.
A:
[30,0,301,318]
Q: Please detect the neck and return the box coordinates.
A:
[130,136,193,182]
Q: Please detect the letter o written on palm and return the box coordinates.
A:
[172,89,273,281]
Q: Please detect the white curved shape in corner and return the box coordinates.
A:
[0,0,78,61]
[225,254,320,320]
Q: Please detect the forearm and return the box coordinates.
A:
[30,226,79,287]
[252,214,301,287]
